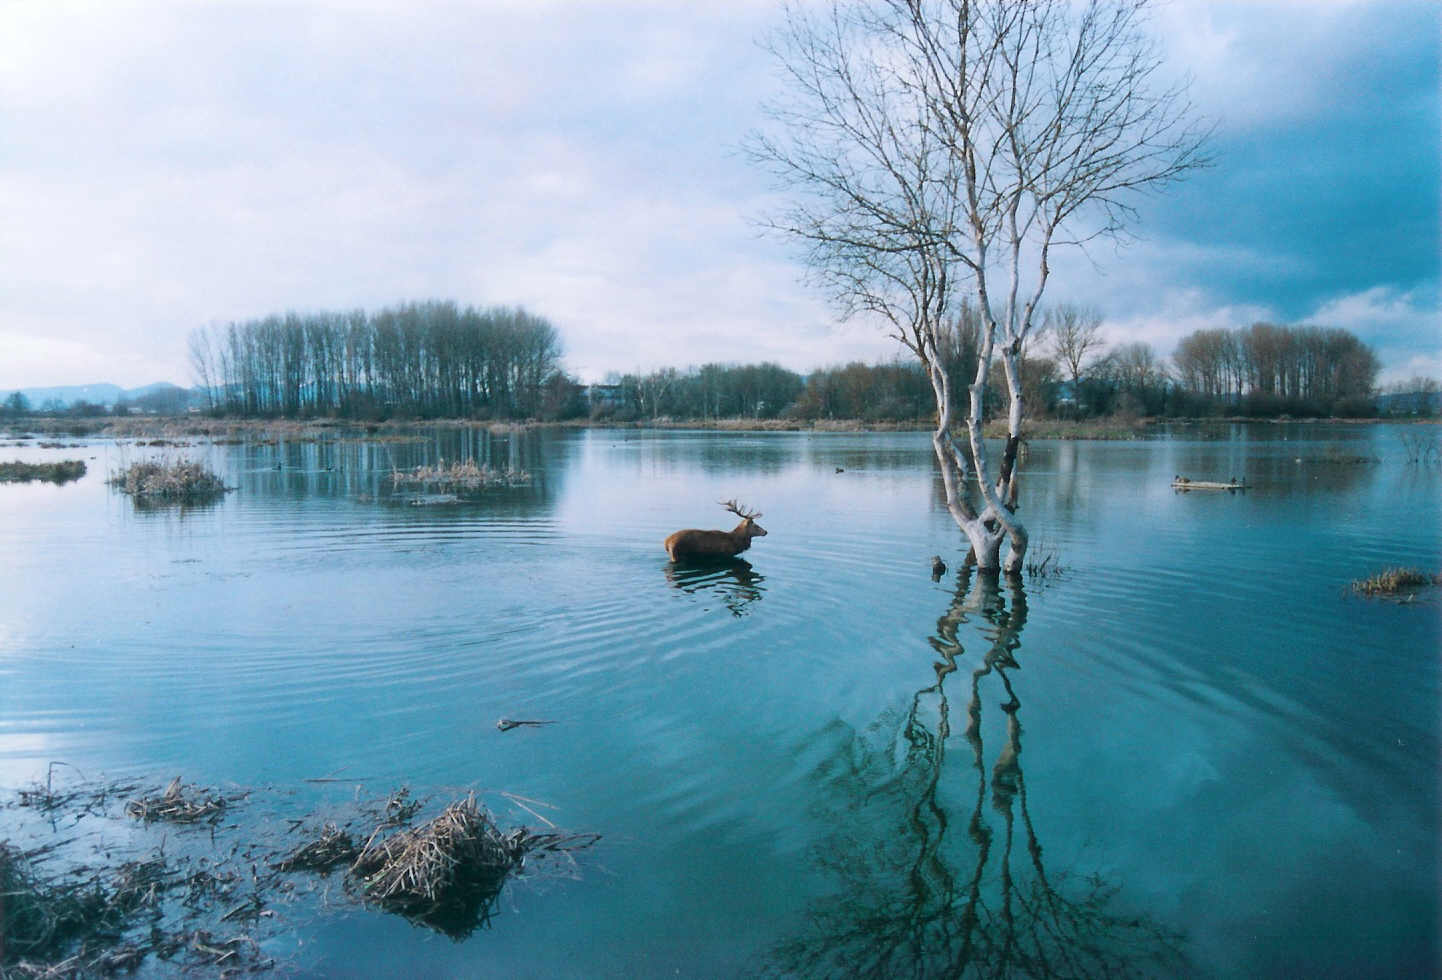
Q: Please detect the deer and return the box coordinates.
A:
[664,500,767,561]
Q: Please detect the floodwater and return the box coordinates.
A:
[1,423,1438,977]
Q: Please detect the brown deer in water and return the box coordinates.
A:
[664,500,767,561]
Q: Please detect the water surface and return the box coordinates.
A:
[1,423,1437,976]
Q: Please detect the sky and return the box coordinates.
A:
[0,0,1437,390]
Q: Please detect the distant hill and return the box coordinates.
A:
[0,382,199,411]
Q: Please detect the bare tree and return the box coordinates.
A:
[1046,304,1105,390]
[751,0,1207,571]
[188,326,220,413]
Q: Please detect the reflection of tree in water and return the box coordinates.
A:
[665,558,766,617]
[769,570,1183,978]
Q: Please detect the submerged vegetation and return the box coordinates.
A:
[107,459,231,500]
[1349,567,1441,599]
[0,775,598,976]
[0,460,86,485]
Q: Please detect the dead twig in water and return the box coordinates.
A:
[124,776,242,824]
[496,718,555,732]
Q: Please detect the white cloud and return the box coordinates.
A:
[1099,287,1279,362]
[0,0,1432,391]
[1306,285,1442,383]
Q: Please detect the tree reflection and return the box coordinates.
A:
[768,570,1182,977]
[664,557,766,617]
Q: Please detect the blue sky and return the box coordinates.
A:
[0,0,1436,389]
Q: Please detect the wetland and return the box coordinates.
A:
[0,422,1437,976]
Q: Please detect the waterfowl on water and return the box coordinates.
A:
[931,555,947,579]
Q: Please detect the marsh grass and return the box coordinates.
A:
[0,460,87,485]
[1400,430,1440,464]
[350,794,520,931]
[0,842,163,976]
[2,775,599,973]
[1349,567,1441,599]
[391,459,531,493]
[107,459,231,500]
[1312,447,1380,465]
[1024,542,1068,581]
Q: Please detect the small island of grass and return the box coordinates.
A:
[392,460,531,494]
[0,460,87,485]
[1349,567,1441,599]
[107,459,232,500]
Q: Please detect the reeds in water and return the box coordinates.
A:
[391,459,530,492]
[3,776,599,973]
[1349,567,1441,598]
[0,460,87,485]
[107,460,231,500]
[351,794,521,915]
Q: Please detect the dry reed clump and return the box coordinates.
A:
[0,460,87,485]
[3,776,600,971]
[271,823,358,873]
[1349,567,1441,598]
[106,460,231,500]
[391,459,530,492]
[350,794,522,919]
[124,777,235,824]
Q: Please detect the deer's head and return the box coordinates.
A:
[722,499,767,538]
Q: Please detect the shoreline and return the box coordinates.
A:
[1,413,1434,443]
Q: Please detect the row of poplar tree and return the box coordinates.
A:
[1171,322,1379,416]
[188,301,567,419]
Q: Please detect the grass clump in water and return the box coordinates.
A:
[350,793,522,933]
[348,792,599,937]
[124,777,237,824]
[391,459,530,493]
[1349,567,1441,598]
[107,459,231,500]
[0,460,87,485]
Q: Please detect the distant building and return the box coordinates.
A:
[586,384,626,410]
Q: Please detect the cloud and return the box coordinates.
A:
[1142,1,1439,314]
[1306,285,1442,383]
[0,0,1434,389]
[1098,287,1279,359]
[0,329,177,392]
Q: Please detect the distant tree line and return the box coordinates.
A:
[0,302,1414,424]
[594,310,1394,423]
[1171,322,1380,417]
[0,387,196,419]
[598,302,993,422]
[188,301,580,420]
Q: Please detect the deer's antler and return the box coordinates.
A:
[720,499,762,520]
